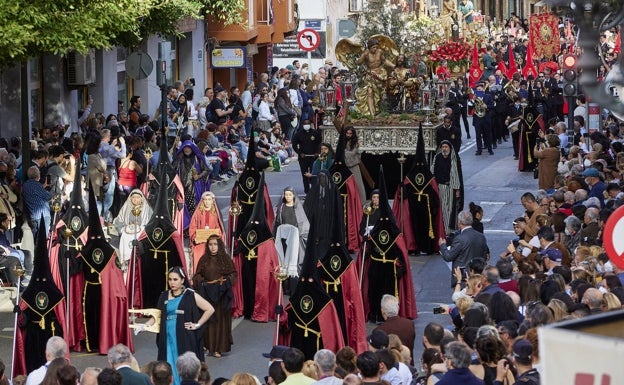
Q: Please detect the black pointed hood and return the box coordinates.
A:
[144,163,177,248]
[61,160,88,236]
[87,183,106,240]
[238,172,272,255]
[407,123,433,181]
[22,217,64,311]
[370,165,401,249]
[156,126,176,180]
[319,174,351,282]
[237,125,261,205]
[290,217,332,307]
[80,184,114,274]
[333,130,347,164]
[303,170,339,252]
[245,125,258,171]
[377,165,397,226]
[329,131,352,189]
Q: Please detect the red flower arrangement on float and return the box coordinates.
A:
[429,41,471,70]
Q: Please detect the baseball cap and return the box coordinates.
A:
[262,345,289,359]
[367,329,389,350]
[512,339,533,362]
[582,168,599,177]
[280,68,290,75]
[540,248,562,263]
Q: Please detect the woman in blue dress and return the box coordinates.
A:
[141,266,214,385]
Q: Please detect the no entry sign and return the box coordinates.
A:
[297,28,320,52]
[603,204,624,269]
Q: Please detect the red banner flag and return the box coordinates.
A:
[468,42,483,87]
[530,13,561,58]
[615,29,621,54]
[522,41,538,79]
[497,61,508,78]
[507,46,518,79]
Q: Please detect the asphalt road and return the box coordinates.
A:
[0,123,539,380]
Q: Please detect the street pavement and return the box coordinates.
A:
[0,124,539,381]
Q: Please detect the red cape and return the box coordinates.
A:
[356,233,418,320]
[321,262,368,353]
[13,296,67,376]
[83,250,134,354]
[278,300,345,353]
[49,221,88,351]
[341,177,363,252]
[231,239,281,322]
[392,180,446,253]
[125,246,144,310]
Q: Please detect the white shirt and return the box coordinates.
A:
[25,363,49,385]
[398,362,413,385]
[381,367,402,385]
[258,101,273,122]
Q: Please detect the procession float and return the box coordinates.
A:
[317,0,490,192]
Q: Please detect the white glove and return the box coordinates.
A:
[133,323,146,336]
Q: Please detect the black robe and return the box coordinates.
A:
[403,174,440,254]
[156,289,205,361]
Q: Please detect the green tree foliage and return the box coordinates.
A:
[357,0,406,47]
[0,0,245,67]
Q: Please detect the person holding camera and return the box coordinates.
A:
[533,132,561,191]
[46,145,75,201]
[438,211,489,288]
[494,339,539,385]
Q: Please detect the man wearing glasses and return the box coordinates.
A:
[437,341,484,385]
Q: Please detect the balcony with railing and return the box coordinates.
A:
[272,0,297,42]
[206,0,296,44]
[254,0,274,44]
[206,0,259,42]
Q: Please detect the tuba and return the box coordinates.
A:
[503,81,518,100]
[473,96,487,117]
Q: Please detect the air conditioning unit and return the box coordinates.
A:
[67,50,96,86]
[349,0,367,12]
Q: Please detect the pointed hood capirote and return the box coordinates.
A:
[370,165,400,249]
[80,184,114,275]
[289,214,332,311]
[238,124,261,200]
[233,125,262,236]
[156,125,176,181]
[61,160,88,236]
[407,123,433,180]
[144,161,177,247]
[238,172,272,255]
[21,217,64,311]
[244,125,258,172]
[319,170,351,279]
[376,165,397,227]
[328,130,352,189]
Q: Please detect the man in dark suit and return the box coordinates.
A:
[108,344,152,385]
[374,294,416,360]
[438,211,489,288]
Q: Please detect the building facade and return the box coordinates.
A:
[0,0,296,139]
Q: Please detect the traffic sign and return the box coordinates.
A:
[297,28,320,52]
[603,204,624,269]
